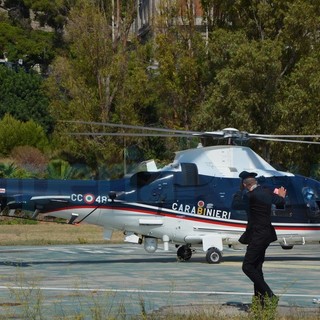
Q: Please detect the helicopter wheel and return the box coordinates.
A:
[206,247,223,264]
[177,245,192,261]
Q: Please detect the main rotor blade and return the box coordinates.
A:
[63,120,227,138]
[62,120,201,135]
[254,137,320,145]
[63,121,320,142]
[68,132,196,138]
[249,133,320,139]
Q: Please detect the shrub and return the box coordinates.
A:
[11,146,49,176]
[0,162,33,178]
[0,114,49,156]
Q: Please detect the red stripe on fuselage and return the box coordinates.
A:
[46,204,320,232]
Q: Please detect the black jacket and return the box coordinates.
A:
[232,185,286,245]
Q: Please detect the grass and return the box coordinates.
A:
[0,220,124,246]
[1,286,320,320]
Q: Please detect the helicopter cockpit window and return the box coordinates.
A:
[130,171,162,188]
[302,187,320,218]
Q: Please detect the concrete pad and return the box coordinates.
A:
[0,243,319,318]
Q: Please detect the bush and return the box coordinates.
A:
[11,145,49,176]
[0,114,49,156]
[0,162,33,178]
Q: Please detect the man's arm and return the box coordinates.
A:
[272,186,287,205]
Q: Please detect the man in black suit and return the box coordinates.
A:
[232,171,286,307]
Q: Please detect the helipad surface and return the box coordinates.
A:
[0,243,319,318]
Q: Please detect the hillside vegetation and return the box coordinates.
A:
[0,0,319,179]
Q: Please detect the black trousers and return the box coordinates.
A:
[242,241,274,298]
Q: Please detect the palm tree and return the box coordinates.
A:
[0,162,31,178]
[46,159,91,180]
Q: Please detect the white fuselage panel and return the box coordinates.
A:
[168,145,293,178]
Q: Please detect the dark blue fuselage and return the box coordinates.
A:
[0,172,319,225]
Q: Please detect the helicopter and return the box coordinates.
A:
[0,123,320,264]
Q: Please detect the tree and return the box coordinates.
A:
[273,50,320,175]
[2,0,74,33]
[0,65,53,132]
[0,162,32,178]
[125,0,208,156]
[46,1,146,173]
[0,16,57,70]
[23,0,70,31]
[195,34,283,133]
[0,114,49,156]
[46,159,91,179]
[40,0,320,176]
[194,0,320,174]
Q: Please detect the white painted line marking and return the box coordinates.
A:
[47,248,77,254]
[0,286,317,298]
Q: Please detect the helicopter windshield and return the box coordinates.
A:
[302,187,320,218]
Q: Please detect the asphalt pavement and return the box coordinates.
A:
[0,243,319,319]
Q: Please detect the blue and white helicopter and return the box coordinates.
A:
[0,124,320,263]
